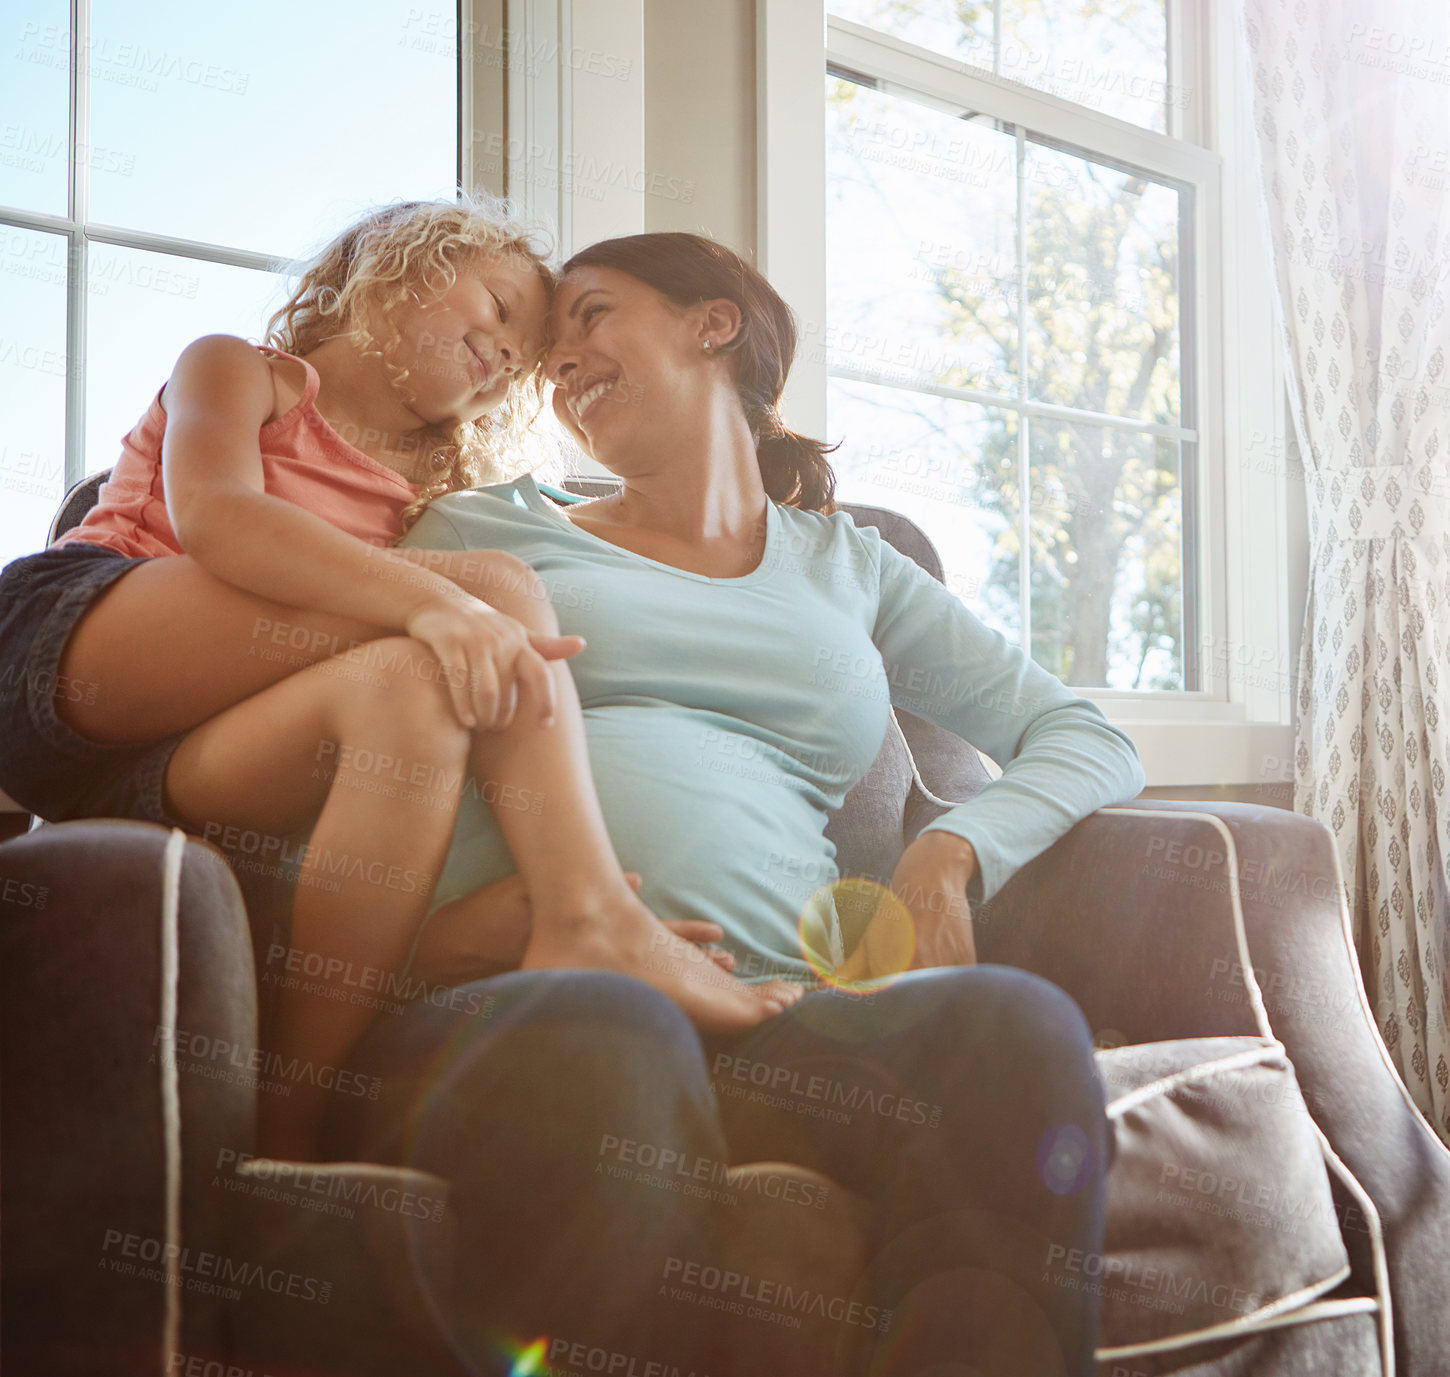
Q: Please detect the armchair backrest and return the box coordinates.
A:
[48,470,109,547]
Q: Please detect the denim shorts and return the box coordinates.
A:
[0,542,188,826]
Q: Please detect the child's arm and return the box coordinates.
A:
[160,335,576,728]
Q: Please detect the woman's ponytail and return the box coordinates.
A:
[561,233,840,514]
[749,403,838,513]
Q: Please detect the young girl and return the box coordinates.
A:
[0,197,798,1161]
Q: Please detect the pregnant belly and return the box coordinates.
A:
[430,706,842,981]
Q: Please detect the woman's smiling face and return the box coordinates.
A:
[545,265,706,460]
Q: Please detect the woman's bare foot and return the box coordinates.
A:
[523,885,803,1032]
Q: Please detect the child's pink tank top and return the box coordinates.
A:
[53,345,427,558]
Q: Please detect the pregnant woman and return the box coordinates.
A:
[322,232,1147,1377]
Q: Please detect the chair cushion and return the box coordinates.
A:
[224,1159,462,1376]
[1086,1037,1353,1361]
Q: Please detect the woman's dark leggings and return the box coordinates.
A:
[322,964,1109,1377]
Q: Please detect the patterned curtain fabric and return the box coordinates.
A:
[1239,0,1450,1140]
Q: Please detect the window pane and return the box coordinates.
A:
[828,375,1020,640]
[1,0,71,214]
[0,227,68,567]
[827,1,1173,133]
[1024,141,1181,423]
[85,244,286,476]
[1024,421,1184,689]
[828,0,992,62]
[88,0,457,258]
[827,76,1018,397]
[1000,2,1171,133]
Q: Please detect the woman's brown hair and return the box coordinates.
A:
[561,232,838,514]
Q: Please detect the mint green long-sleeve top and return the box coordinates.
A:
[400,472,1145,984]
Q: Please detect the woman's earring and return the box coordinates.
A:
[702,340,713,352]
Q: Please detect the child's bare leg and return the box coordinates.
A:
[54,553,388,742]
[161,635,473,1161]
[425,549,803,1032]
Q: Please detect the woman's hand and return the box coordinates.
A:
[403,594,585,732]
[834,832,978,983]
[409,870,535,987]
[409,871,736,989]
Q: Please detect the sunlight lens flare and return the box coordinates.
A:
[800,877,916,989]
[507,1335,550,1375]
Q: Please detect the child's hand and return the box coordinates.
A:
[404,596,585,731]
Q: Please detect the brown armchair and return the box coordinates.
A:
[3,476,1444,1376]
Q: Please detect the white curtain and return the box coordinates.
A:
[1239,0,1450,1140]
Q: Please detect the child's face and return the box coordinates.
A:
[383,253,550,426]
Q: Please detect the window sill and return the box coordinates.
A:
[1102,717,1295,789]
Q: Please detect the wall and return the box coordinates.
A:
[642,0,756,255]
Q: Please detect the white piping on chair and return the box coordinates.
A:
[159,828,187,1372]
[1098,808,1395,1377]
[1105,1041,1287,1120]
[1095,1281,1371,1363]
[890,709,946,807]
[888,709,989,810]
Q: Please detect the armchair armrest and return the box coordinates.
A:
[1,819,259,1373]
[973,798,1450,1377]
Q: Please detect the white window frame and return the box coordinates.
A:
[759,0,1296,788]
[497,0,647,255]
[0,0,486,498]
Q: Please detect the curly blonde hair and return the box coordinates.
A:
[264,195,556,531]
